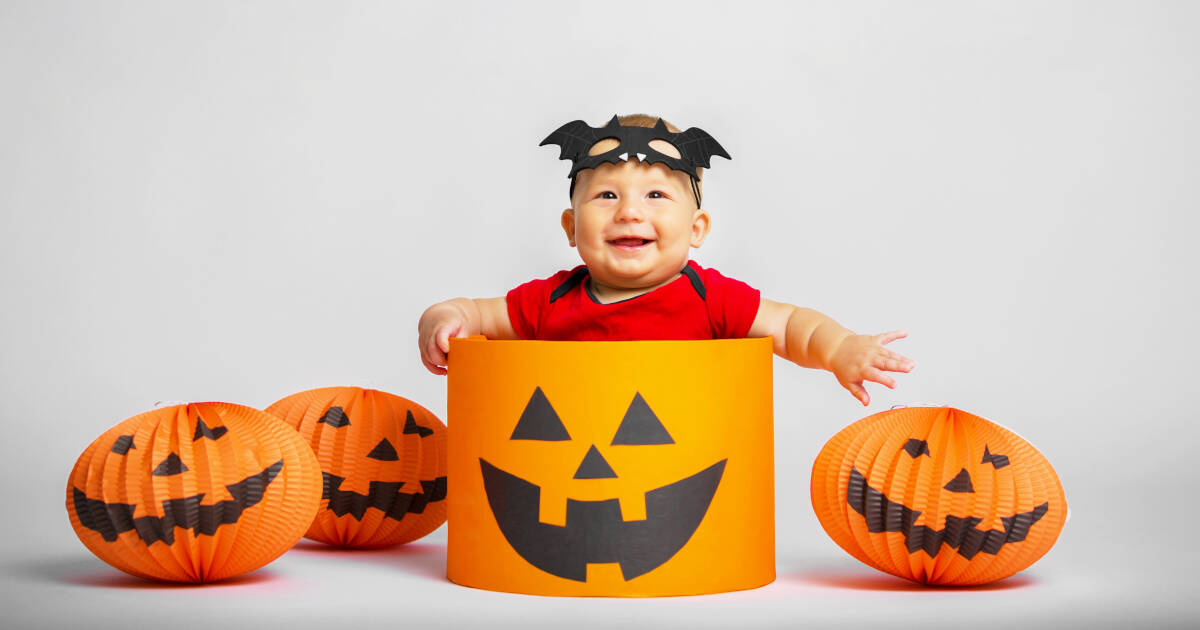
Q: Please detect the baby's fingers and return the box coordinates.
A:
[875,330,908,346]
[425,335,448,367]
[435,324,461,354]
[876,350,914,372]
[421,356,447,376]
[419,334,447,375]
[864,366,897,389]
[846,381,870,406]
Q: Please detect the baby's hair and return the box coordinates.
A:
[569,113,704,204]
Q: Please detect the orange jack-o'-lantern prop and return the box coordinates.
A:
[66,402,322,583]
[265,387,447,548]
[447,337,775,596]
[811,406,1067,585]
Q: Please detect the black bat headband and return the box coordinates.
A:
[540,116,731,208]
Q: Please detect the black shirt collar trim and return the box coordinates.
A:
[548,267,588,303]
[680,263,707,300]
[549,263,707,305]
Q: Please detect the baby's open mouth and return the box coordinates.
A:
[608,237,653,249]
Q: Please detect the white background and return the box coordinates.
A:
[1,1,1197,627]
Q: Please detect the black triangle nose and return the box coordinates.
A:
[366,438,399,461]
[573,445,617,479]
[943,468,975,493]
[152,452,188,476]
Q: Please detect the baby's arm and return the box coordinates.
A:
[748,298,913,406]
[417,297,517,375]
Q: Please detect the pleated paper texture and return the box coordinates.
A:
[265,387,447,548]
[447,337,775,597]
[810,406,1067,585]
[66,402,322,583]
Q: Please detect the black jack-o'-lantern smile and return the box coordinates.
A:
[314,406,447,522]
[846,439,1049,559]
[71,417,283,546]
[481,387,726,582]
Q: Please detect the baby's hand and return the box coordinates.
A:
[829,330,914,406]
[417,303,469,375]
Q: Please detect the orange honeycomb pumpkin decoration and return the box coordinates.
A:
[266,387,447,548]
[811,406,1067,585]
[66,402,322,583]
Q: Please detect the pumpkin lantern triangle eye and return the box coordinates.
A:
[982,446,1010,469]
[511,387,570,441]
[403,410,434,437]
[193,416,228,441]
[903,439,930,458]
[111,435,135,455]
[318,406,350,428]
[611,392,674,445]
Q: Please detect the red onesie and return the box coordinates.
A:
[506,260,760,341]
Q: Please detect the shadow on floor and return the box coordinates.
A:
[19,555,282,589]
[287,540,447,580]
[785,566,1036,591]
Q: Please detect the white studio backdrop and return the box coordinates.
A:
[1,1,1196,628]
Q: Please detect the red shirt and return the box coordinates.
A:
[506,260,761,341]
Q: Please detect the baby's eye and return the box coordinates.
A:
[647,191,666,199]
[598,191,617,200]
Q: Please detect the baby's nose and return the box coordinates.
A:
[615,203,645,221]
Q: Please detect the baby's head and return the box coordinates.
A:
[543,114,729,291]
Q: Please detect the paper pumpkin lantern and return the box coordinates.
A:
[811,406,1067,585]
[66,402,322,583]
[447,337,775,596]
[265,387,447,548]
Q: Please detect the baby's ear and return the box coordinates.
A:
[690,209,711,248]
[561,209,577,247]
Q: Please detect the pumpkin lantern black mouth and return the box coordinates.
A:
[72,460,283,546]
[321,471,447,521]
[846,466,1048,559]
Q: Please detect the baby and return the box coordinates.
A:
[418,114,912,405]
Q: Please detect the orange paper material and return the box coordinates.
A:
[811,406,1067,585]
[66,403,322,583]
[266,387,447,548]
[447,337,775,596]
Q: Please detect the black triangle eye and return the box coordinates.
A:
[611,392,674,445]
[403,410,433,438]
[152,453,189,476]
[903,439,930,458]
[193,416,228,441]
[318,406,350,428]
[511,387,570,441]
[982,446,1010,469]
[111,435,136,455]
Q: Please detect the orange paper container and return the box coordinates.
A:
[447,337,775,596]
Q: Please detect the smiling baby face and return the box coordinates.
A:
[562,154,710,292]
